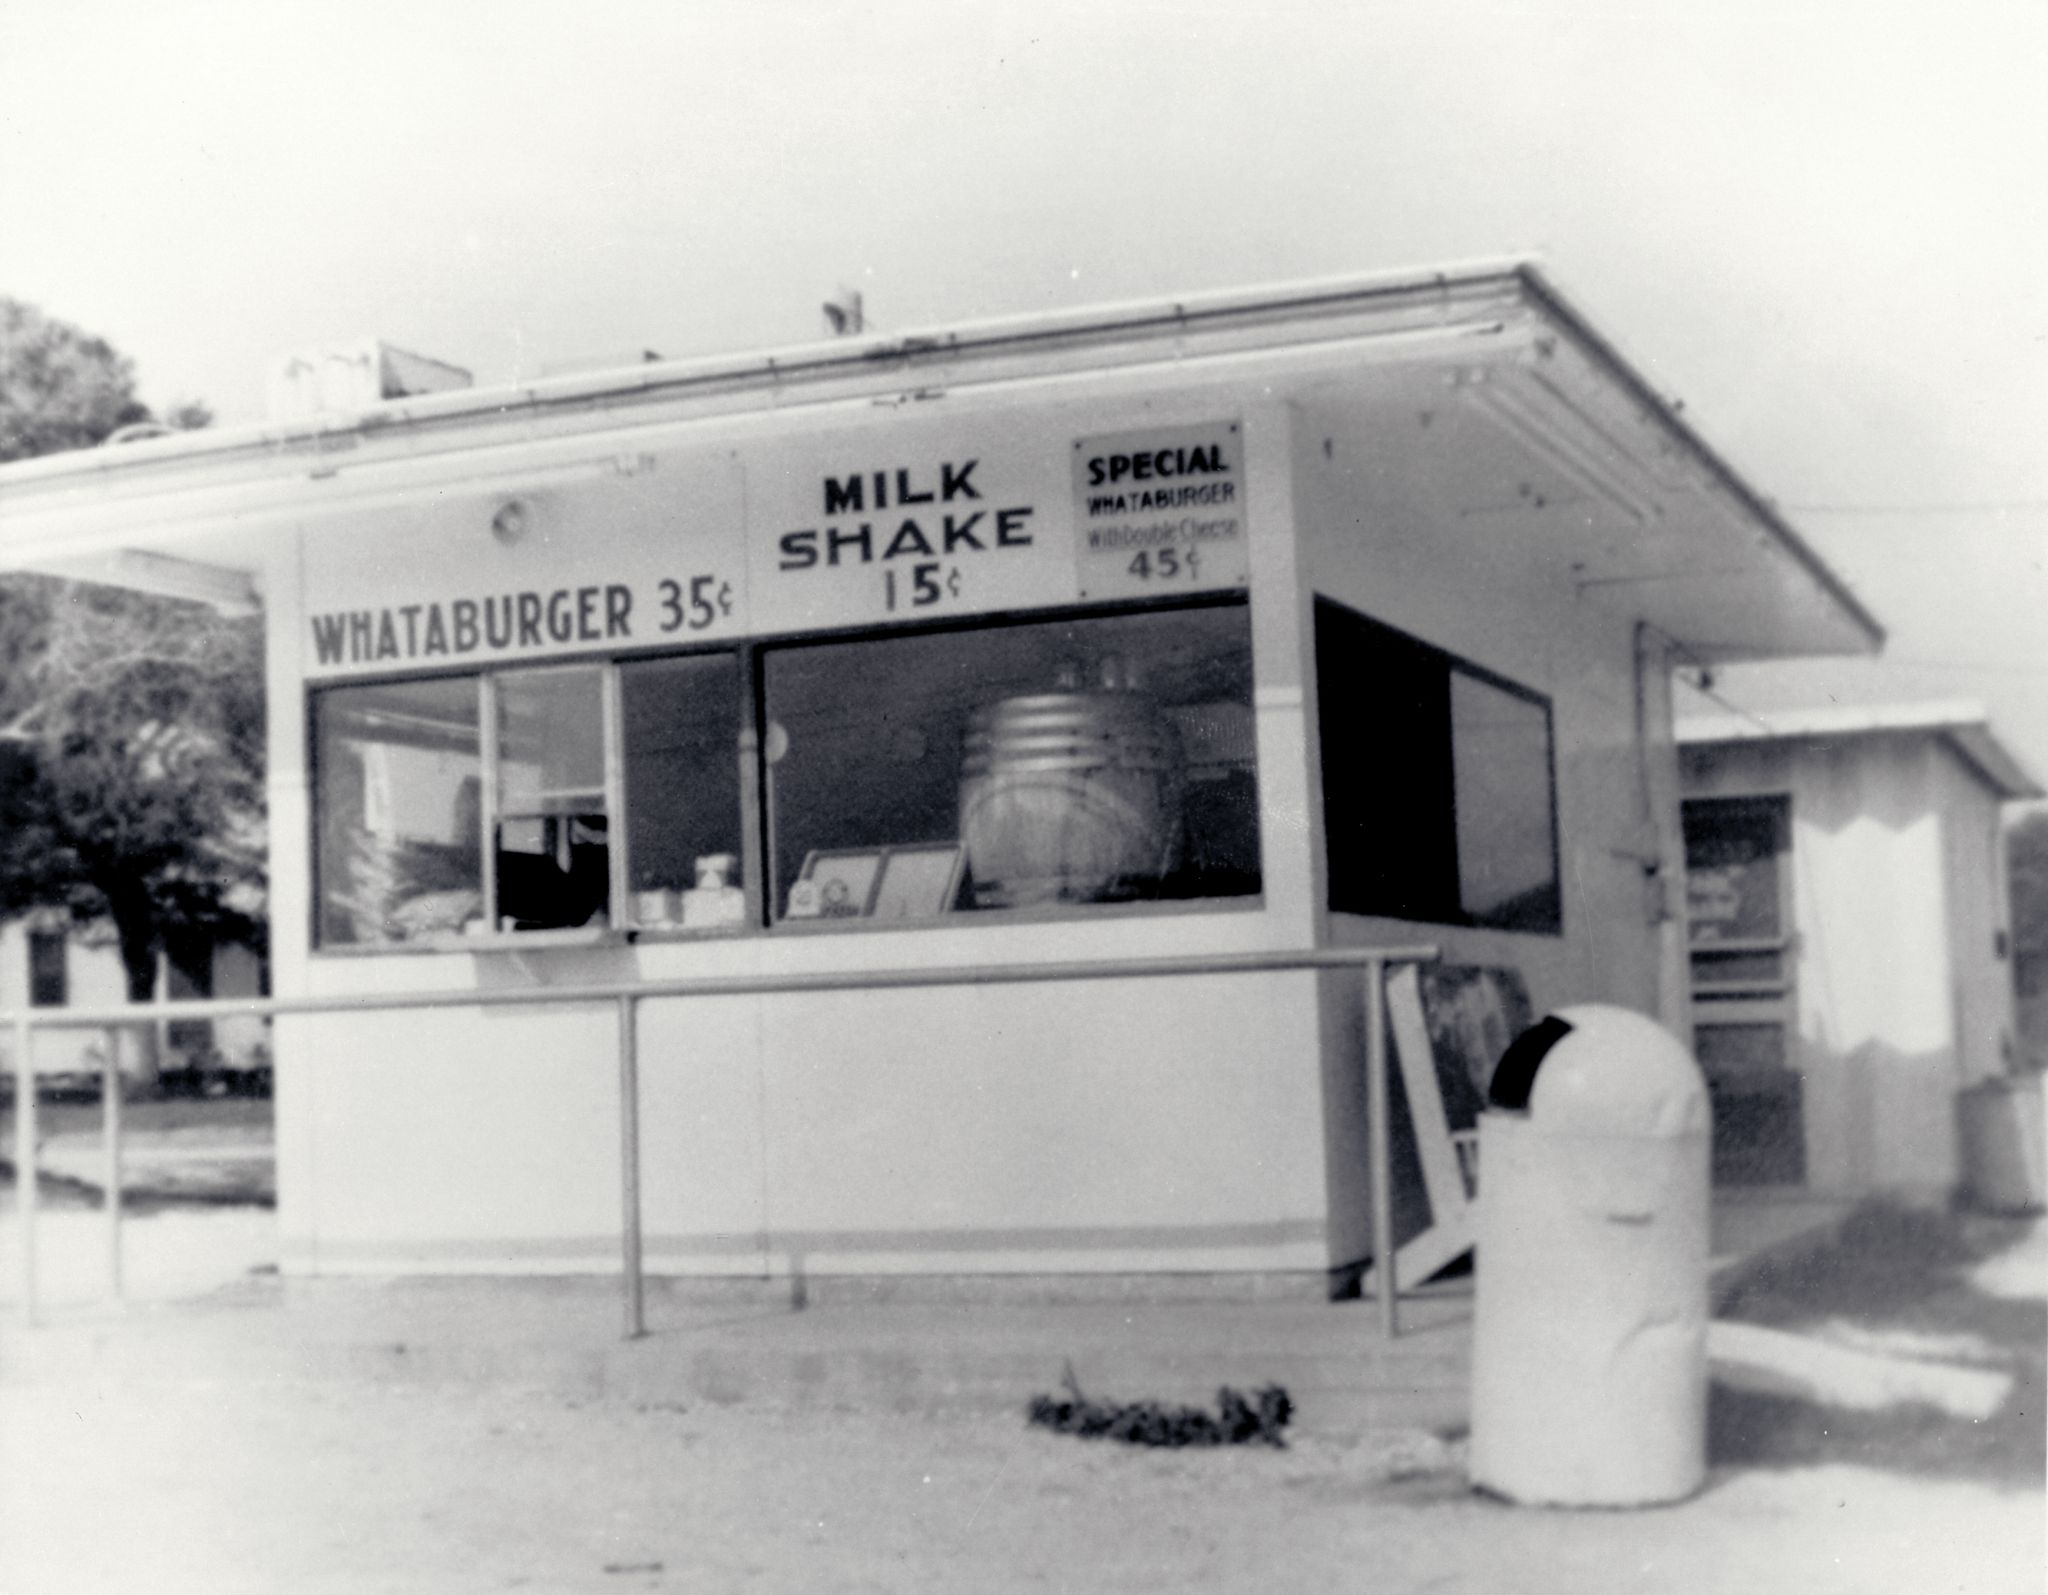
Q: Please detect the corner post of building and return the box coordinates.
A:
[1364,954,1397,1339]
[617,991,645,1341]
[103,1024,124,1300]
[14,1013,36,1325]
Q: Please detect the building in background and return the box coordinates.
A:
[0,917,269,1095]
[1677,701,2040,1200]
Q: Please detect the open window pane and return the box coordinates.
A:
[315,677,483,944]
[1450,671,1560,931]
[1316,597,1560,934]
[762,602,1260,924]
[620,653,747,930]
[493,666,610,931]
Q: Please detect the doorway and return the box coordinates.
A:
[1682,795,1805,1186]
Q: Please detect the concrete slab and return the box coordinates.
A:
[1,1179,1855,1444]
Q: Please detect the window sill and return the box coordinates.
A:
[768,893,1265,935]
[313,925,630,958]
[312,894,1267,957]
[453,925,629,953]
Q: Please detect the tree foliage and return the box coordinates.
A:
[0,297,258,1006]
[0,578,265,995]
[0,297,152,463]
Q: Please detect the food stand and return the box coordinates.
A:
[0,264,1881,1290]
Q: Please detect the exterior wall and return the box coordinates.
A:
[1291,397,1684,1268]
[0,273,1886,1286]
[1929,742,2018,1090]
[1681,733,1974,1199]
[246,360,1738,1283]
[270,387,1342,1281]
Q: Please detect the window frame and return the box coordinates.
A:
[307,593,1264,954]
[753,595,1264,928]
[479,662,629,937]
[1313,595,1564,937]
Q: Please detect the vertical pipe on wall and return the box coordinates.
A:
[1365,956,1398,1339]
[1634,622,1692,1044]
[479,674,501,931]
[601,665,629,927]
[103,1026,122,1300]
[617,992,645,1341]
[14,1015,35,1325]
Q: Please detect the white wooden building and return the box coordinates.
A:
[0,917,268,1089]
[0,264,1882,1289]
[1677,701,2039,1198]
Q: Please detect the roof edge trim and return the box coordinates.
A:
[0,258,1541,495]
[1513,266,1885,654]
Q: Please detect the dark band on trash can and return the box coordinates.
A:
[1488,1014,1576,1111]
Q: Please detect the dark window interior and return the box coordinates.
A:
[27,930,66,1007]
[311,599,1265,947]
[761,601,1261,921]
[1315,596,1561,934]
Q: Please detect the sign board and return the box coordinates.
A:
[1071,421,1248,601]
[300,413,1247,678]
[742,419,1078,635]
[300,452,747,679]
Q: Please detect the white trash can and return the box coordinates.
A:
[1468,1004,1711,1507]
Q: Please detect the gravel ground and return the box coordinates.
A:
[0,1193,2041,1595]
[1,1373,2038,1595]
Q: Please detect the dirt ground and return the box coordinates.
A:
[1,1165,2042,1594]
[1,1371,2039,1595]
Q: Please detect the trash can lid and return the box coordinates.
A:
[1522,1004,1708,1138]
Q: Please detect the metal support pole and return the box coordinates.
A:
[1365,957,1397,1339]
[617,993,645,1341]
[103,1025,123,1300]
[14,1015,36,1326]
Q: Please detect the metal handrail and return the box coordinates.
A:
[5,944,1435,1337]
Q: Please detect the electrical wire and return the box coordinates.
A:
[1788,501,2048,516]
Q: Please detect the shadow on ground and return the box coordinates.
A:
[0,1159,274,1214]
[0,1096,275,1211]
[1710,1203,2045,1488]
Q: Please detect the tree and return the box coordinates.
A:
[1,298,151,462]
[0,577,265,999]
[0,298,260,1032]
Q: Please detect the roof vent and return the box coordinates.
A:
[267,340,471,421]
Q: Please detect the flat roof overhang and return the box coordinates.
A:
[1678,700,2043,802]
[0,261,1882,663]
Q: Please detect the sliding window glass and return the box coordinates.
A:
[315,676,484,945]
[312,652,746,946]
[490,665,613,932]
[619,653,747,931]
[761,601,1260,924]
[1314,597,1560,934]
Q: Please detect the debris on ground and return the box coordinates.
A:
[1028,1365,1293,1448]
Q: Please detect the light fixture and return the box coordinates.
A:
[490,498,532,545]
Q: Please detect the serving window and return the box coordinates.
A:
[314,656,746,946]
[1314,596,1562,934]
[310,597,1260,949]
[761,602,1260,924]
[315,675,485,945]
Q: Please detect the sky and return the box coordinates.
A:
[3,0,2045,785]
